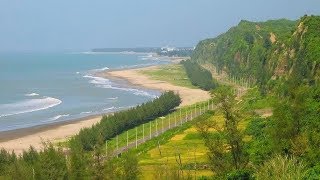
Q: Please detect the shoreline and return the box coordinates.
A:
[99,62,210,107]
[0,114,102,143]
[0,115,103,154]
[0,56,209,154]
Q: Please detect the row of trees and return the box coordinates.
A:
[0,143,140,180]
[76,91,181,151]
[181,60,216,90]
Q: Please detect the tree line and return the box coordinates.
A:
[75,91,181,151]
[181,59,216,90]
[0,142,141,179]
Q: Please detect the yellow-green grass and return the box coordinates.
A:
[105,101,213,152]
[139,64,197,89]
[137,110,253,179]
[137,114,222,179]
[138,126,213,179]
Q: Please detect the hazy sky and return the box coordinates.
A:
[0,0,319,52]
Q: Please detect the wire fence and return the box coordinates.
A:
[105,99,215,157]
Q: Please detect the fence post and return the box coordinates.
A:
[106,140,108,156]
[156,119,158,136]
[135,127,138,148]
[116,135,119,158]
[185,109,188,122]
[175,112,177,127]
[162,118,164,133]
[150,121,152,139]
[211,99,214,110]
[127,131,128,148]
[143,124,145,142]
[180,108,182,125]
[195,104,197,116]
[169,114,171,129]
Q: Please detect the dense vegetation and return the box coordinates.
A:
[192,15,320,179]
[0,143,143,179]
[181,59,216,90]
[76,91,181,151]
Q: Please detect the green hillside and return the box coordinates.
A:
[192,15,320,94]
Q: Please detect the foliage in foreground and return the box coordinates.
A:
[254,155,306,180]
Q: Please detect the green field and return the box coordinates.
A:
[104,100,213,153]
[139,64,198,89]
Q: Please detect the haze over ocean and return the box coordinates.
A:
[0,52,168,131]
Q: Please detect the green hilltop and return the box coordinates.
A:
[192,15,320,93]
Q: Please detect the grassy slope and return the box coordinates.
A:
[137,109,254,179]
[139,64,198,89]
[114,63,275,179]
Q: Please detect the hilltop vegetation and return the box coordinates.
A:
[191,15,319,94]
[190,15,320,179]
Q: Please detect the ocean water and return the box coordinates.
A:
[0,52,169,132]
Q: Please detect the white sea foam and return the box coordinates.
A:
[49,114,70,121]
[83,75,157,98]
[80,111,92,114]
[139,54,160,61]
[99,67,109,71]
[25,93,39,97]
[103,106,115,111]
[76,72,80,74]
[0,97,62,118]
[90,66,110,72]
[107,97,118,100]
[117,63,158,70]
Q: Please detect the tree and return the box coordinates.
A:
[38,142,68,180]
[212,86,248,170]
[196,86,248,176]
[122,151,140,180]
[69,138,89,179]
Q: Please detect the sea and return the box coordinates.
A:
[0,52,169,132]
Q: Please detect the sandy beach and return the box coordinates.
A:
[0,61,210,154]
[0,115,102,154]
[100,65,211,106]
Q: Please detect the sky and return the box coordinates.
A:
[0,0,319,52]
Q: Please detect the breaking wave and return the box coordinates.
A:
[83,75,157,98]
[25,93,39,97]
[0,97,62,118]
